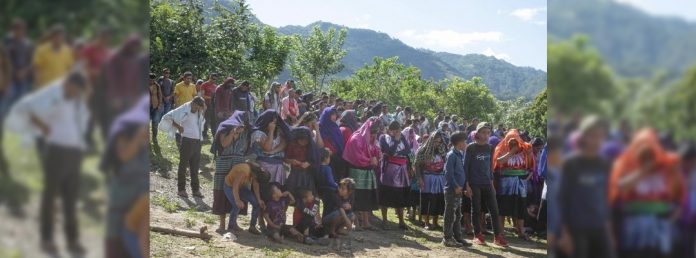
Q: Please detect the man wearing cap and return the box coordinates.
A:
[174,71,196,107]
[465,122,508,247]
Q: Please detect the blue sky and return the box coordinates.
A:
[245,0,547,71]
[615,0,696,21]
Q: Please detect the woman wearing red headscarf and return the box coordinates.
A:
[609,129,684,258]
[493,129,535,240]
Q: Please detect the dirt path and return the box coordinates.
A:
[149,137,547,258]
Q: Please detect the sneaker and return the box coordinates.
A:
[494,234,509,247]
[192,191,204,198]
[442,238,464,247]
[473,233,486,245]
[178,190,188,198]
[455,238,472,247]
[248,227,261,235]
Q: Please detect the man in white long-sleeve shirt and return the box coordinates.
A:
[5,71,90,255]
[159,96,206,198]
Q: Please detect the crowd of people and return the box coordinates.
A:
[152,70,549,249]
[1,19,149,258]
[546,116,696,258]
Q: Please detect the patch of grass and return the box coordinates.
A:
[152,195,179,213]
[184,217,196,228]
[275,248,294,258]
[202,213,217,225]
[0,247,21,258]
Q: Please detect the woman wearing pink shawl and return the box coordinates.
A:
[342,116,382,230]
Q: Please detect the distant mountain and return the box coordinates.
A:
[549,0,696,79]
[277,22,547,100]
[200,0,546,99]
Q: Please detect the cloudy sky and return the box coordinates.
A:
[246,0,547,71]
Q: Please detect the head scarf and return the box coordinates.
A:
[210,111,248,155]
[414,130,447,166]
[340,110,359,132]
[402,126,419,154]
[342,117,380,168]
[253,110,290,140]
[493,129,535,172]
[609,128,683,206]
[290,126,320,168]
[319,106,345,155]
[100,95,149,173]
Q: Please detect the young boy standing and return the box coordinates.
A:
[442,131,471,247]
[465,122,508,247]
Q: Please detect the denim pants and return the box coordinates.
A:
[223,184,259,229]
[443,190,463,240]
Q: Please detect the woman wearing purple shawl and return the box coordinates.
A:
[211,111,251,233]
[101,95,149,258]
[250,110,290,187]
[320,106,349,181]
[343,117,382,230]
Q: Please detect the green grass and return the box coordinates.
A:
[152,195,180,213]
[184,217,196,228]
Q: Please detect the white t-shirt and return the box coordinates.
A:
[47,98,85,149]
[180,110,202,140]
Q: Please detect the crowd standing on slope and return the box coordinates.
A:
[153,69,551,249]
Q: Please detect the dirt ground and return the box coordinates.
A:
[149,134,547,258]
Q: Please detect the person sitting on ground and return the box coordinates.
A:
[322,178,357,238]
[293,189,329,245]
[263,183,305,243]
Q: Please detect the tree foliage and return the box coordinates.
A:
[2,0,147,41]
[548,36,615,115]
[150,0,290,97]
[329,56,546,136]
[289,26,347,93]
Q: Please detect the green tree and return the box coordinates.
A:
[438,77,497,123]
[150,0,208,77]
[247,26,292,96]
[332,56,440,117]
[204,0,256,78]
[548,36,615,115]
[290,26,347,93]
[642,64,696,141]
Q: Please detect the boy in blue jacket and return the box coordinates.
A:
[442,131,470,247]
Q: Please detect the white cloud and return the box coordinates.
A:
[396,30,504,49]
[482,48,511,62]
[509,7,546,22]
